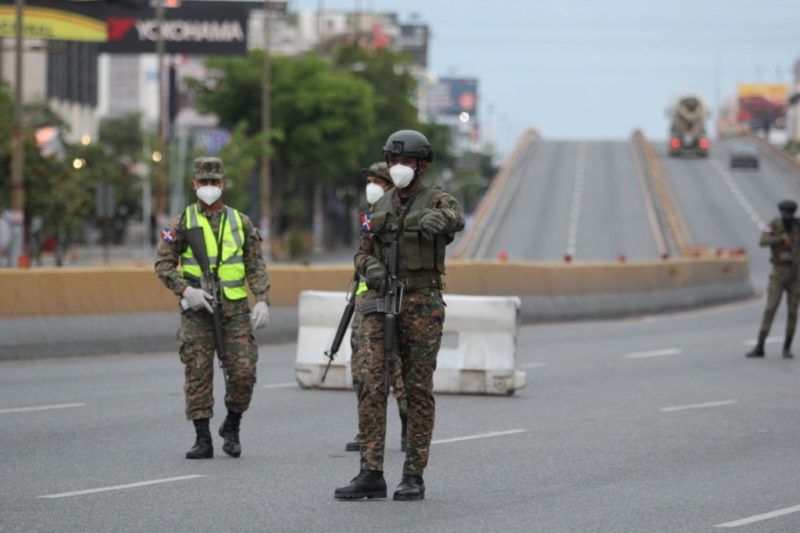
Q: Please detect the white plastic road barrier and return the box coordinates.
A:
[295,290,526,395]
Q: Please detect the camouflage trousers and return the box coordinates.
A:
[178,303,259,420]
[758,264,800,340]
[351,310,407,416]
[358,289,445,476]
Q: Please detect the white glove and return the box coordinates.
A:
[183,286,213,313]
[250,301,270,330]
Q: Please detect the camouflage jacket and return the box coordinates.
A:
[354,180,465,277]
[154,203,271,308]
[760,217,800,265]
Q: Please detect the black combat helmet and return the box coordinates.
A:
[778,199,797,213]
[382,130,433,163]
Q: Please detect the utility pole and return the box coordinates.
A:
[9,0,26,267]
[259,0,272,259]
[155,0,167,223]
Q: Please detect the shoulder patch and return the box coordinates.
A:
[360,212,373,233]
[161,228,176,243]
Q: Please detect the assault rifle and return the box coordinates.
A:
[321,273,359,383]
[382,241,404,395]
[184,227,226,372]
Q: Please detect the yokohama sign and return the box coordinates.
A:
[101,3,252,55]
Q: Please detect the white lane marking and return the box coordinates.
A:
[660,400,737,413]
[519,362,547,369]
[565,142,587,256]
[261,382,296,389]
[0,403,86,415]
[37,475,206,499]
[625,348,682,359]
[710,158,767,229]
[432,429,528,445]
[715,503,800,528]
[742,336,782,346]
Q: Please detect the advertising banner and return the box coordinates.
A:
[426,77,478,118]
[736,83,790,131]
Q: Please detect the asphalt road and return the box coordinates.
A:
[475,140,660,262]
[660,138,800,292]
[3,297,800,533]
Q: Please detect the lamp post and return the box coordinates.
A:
[9,0,26,267]
[259,0,272,260]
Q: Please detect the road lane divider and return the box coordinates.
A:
[261,382,297,389]
[431,429,528,445]
[709,159,766,229]
[565,142,587,258]
[742,336,782,346]
[37,475,206,499]
[295,292,526,395]
[624,348,682,359]
[0,403,86,414]
[660,400,737,413]
[715,502,800,528]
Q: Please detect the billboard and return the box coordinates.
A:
[0,0,259,54]
[426,77,478,119]
[0,0,106,42]
[737,83,790,131]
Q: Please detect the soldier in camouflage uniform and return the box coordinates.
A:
[335,130,465,501]
[155,157,271,459]
[347,162,408,453]
[747,199,800,359]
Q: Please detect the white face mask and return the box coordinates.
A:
[389,164,415,189]
[196,185,222,205]
[365,183,385,205]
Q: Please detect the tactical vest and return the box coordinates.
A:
[181,204,247,300]
[768,217,799,265]
[368,186,447,290]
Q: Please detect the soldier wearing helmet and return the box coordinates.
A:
[335,130,465,502]
[346,162,407,455]
[155,156,271,459]
[748,199,800,358]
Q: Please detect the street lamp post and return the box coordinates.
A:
[259,0,272,260]
[9,0,26,267]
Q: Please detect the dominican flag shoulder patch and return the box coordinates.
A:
[161,228,176,243]
[360,213,373,233]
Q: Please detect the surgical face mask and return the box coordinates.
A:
[196,185,222,205]
[365,183,385,205]
[389,164,415,189]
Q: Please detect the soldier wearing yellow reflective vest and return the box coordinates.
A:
[346,162,407,453]
[155,157,270,460]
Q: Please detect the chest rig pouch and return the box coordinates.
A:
[369,187,446,288]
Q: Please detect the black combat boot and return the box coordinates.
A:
[400,413,408,452]
[783,335,794,359]
[345,434,359,452]
[186,418,213,459]
[393,474,425,501]
[218,411,242,458]
[746,335,766,358]
[334,469,387,500]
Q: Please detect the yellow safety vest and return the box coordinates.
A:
[181,204,247,300]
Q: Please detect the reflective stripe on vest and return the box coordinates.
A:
[181,204,247,300]
[356,280,368,295]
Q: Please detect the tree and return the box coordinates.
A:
[191,52,375,237]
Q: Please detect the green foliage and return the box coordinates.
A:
[99,112,144,163]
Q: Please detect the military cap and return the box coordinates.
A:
[193,157,224,181]
[361,161,391,183]
[778,199,797,213]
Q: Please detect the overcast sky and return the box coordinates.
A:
[294,0,800,153]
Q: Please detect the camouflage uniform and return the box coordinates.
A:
[351,291,407,413]
[755,217,800,341]
[155,203,270,420]
[354,183,464,476]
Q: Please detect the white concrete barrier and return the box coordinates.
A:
[295,290,526,395]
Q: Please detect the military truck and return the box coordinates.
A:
[668,95,710,157]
